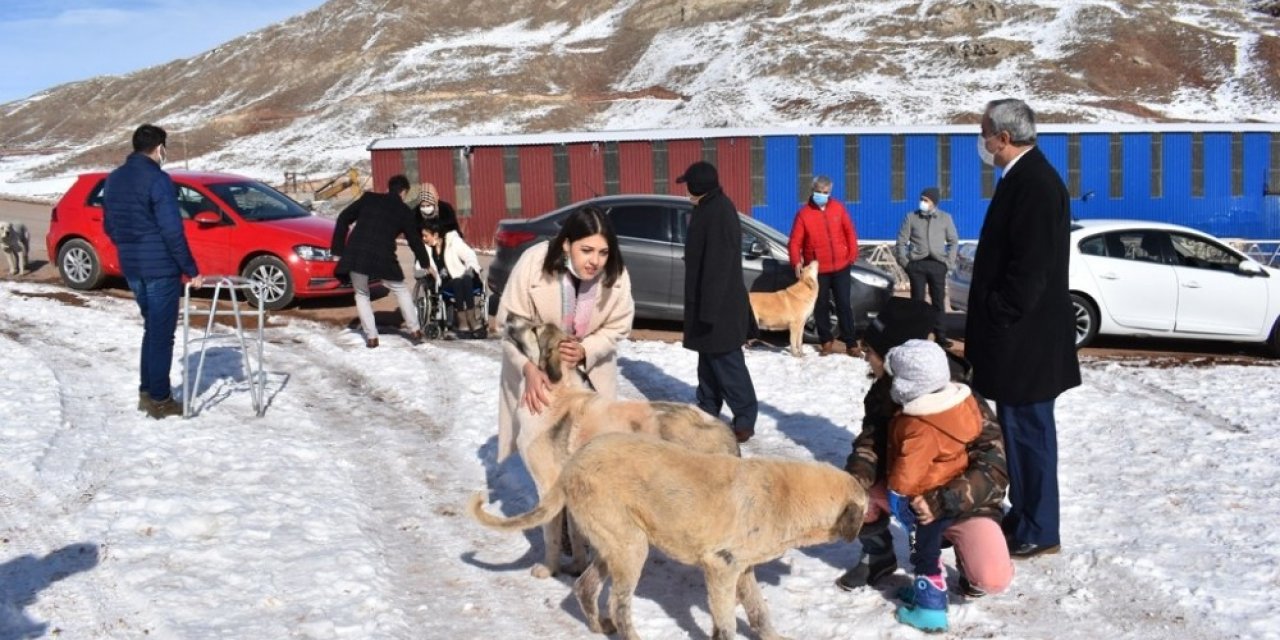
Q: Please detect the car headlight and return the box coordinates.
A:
[851,270,891,289]
[294,245,337,261]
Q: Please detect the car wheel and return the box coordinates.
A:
[57,239,104,290]
[1071,292,1099,349]
[241,255,294,310]
[1266,316,1280,359]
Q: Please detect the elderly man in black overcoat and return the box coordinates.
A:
[964,99,1081,559]
[678,161,758,443]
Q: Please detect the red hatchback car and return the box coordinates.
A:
[47,170,349,309]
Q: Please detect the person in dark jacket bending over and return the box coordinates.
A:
[332,174,434,349]
[966,98,1081,558]
[788,175,861,356]
[678,161,758,444]
[104,124,204,420]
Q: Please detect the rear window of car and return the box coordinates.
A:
[86,179,107,207]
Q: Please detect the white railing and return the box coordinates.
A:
[1226,240,1280,268]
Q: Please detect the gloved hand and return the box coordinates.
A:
[888,491,916,529]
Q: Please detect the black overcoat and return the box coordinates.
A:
[682,188,750,354]
[964,146,1082,403]
[331,192,431,281]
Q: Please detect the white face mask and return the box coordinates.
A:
[977,135,996,167]
[918,200,932,212]
[420,204,436,217]
[157,144,167,167]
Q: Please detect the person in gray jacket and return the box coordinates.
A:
[896,187,959,347]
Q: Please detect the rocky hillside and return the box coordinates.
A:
[1,0,1277,186]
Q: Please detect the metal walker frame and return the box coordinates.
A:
[181,276,266,418]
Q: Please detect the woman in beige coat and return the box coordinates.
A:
[495,206,635,464]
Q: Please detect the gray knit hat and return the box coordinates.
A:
[886,339,951,406]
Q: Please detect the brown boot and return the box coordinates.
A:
[818,340,837,356]
[142,395,183,420]
[846,341,864,358]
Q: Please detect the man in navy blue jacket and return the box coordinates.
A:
[104,124,203,419]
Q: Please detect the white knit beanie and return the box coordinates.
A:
[886,339,951,406]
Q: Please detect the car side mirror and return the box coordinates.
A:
[302,200,315,212]
[1239,260,1267,277]
[745,241,766,259]
[193,211,222,226]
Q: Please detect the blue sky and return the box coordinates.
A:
[0,0,325,103]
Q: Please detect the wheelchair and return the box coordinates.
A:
[413,269,487,340]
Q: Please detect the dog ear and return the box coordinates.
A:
[537,323,565,384]
[504,314,540,361]
[834,498,867,542]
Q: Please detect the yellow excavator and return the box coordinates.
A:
[313,167,363,201]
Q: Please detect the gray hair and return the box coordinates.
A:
[984,99,1037,145]
[812,175,833,190]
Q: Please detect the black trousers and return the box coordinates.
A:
[906,258,948,340]
[696,349,758,435]
[813,268,856,343]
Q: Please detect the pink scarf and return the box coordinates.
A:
[560,273,599,338]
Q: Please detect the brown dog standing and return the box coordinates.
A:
[470,433,867,640]
[749,261,819,356]
[504,317,740,579]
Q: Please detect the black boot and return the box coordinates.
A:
[836,518,896,591]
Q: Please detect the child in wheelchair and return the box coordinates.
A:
[416,220,486,339]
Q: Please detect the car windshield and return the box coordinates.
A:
[206,181,310,221]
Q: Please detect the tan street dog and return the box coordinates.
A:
[749,261,819,356]
[470,433,867,640]
[0,221,30,276]
[504,317,740,579]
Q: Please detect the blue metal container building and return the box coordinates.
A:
[369,124,1280,249]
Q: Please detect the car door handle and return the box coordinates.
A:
[1098,272,1118,280]
[1181,281,1201,289]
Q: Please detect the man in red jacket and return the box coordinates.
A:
[788,175,860,356]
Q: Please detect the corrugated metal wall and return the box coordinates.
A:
[467,147,506,243]
[370,149,404,193]
[618,141,653,193]
[517,145,556,219]
[568,144,604,202]
[375,128,1279,247]
[717,137,752,217]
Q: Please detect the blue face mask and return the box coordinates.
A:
[812,192,830,206]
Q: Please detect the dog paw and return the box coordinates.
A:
[530,563,554,579]
[597,618,617,635]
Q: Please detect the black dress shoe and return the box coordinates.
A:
[1009,542,1061,559]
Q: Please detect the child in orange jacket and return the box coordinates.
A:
[885,339,983,632]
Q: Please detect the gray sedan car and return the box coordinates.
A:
[486,195,894,339]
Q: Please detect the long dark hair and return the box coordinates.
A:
[542,205,624,287]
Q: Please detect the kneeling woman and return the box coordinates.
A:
[495,206,635,463]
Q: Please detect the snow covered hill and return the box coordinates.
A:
[2,280,1279,639]
[1,0,1279,198]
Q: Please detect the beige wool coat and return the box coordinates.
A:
[495,241,635,462]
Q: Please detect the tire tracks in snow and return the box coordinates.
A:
[266,328,588,638]
[1083,360,1249,433]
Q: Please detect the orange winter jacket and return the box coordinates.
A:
[787,198,858,274]
[888,384,983,497]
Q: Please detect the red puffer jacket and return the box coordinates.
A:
[787,198,859,274]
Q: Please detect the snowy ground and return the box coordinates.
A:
[2,279,1278,640]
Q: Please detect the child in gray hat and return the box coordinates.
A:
[884,339,983,632]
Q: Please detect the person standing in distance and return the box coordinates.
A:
[103,124,204,419]
[677,161,758,443]
[965,98,1081,558]
[788,175,861,356]
[896,186,959,348]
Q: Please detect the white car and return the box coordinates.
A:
[948,220,1280,355]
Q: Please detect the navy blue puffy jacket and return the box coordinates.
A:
[103,153,199,279]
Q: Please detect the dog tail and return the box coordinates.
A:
[467,484,566,533]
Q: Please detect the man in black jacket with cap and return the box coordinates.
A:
[678,161,758,443]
